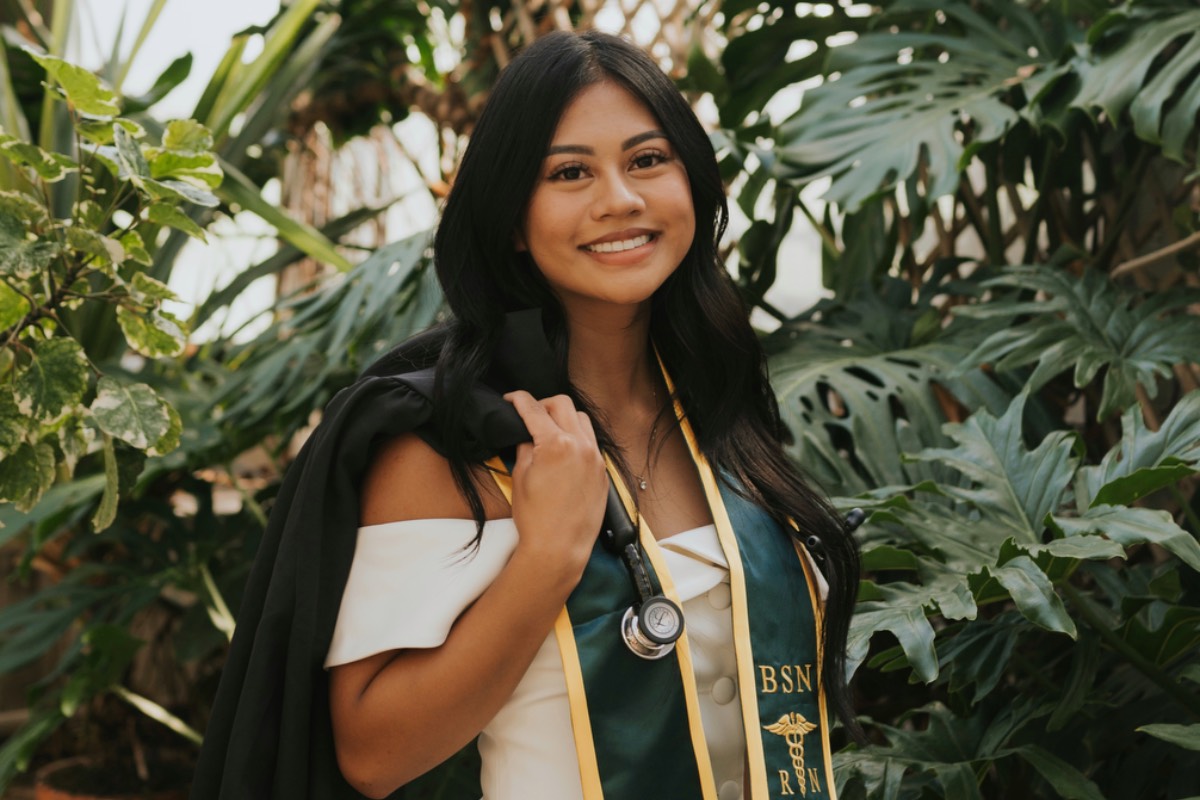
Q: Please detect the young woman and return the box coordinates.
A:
[191,29,858,800]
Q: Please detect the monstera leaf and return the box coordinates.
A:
[1067,4,1200,161]
[774,0,1053,209]
[955,267,1200,420]
[767,284,1012,497]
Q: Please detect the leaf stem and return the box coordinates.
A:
[1111,231,1200,279]
[1168,485,1200,538]
[1060,582,1200,719]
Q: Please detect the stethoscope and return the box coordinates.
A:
[492,309,867,661]
[601,478,867,661]
[598,483,686,660]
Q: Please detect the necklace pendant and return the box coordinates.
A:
[638,478,648,491]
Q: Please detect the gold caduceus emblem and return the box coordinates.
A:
[763,712,818,795]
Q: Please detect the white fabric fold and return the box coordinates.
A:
[657,524,726,602]
[324,518,518,668]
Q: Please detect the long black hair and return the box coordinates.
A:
[397,30,860,737]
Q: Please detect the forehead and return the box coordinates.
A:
[550,82,662,145]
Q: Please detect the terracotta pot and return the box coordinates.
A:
[34,757,189,800]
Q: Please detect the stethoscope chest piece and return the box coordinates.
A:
[621,595,683,660]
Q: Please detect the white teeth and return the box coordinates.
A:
[585,234,652,253]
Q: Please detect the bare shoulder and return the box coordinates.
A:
[359,433,510,525]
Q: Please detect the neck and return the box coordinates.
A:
[563,300,658,419]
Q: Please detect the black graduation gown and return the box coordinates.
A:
[191,313,560,799]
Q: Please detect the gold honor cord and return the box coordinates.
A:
[485,458,604,799]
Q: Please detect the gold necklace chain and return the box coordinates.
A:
[636,386,658,491]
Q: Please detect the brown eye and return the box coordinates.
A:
[632,151,668,170]
[550,163,587,181]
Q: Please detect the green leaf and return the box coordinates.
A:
[773,1,1047,209]
[66,226,125,271]
[0,130,78,181]
[1052,505,1200,573]
[862,545,922,572]
[956,268,1200,420]
[112,124,149,181]
[0,440,54,511]
[0,708,64,790]
[0,279,30,330]
[91,433,118,531]
[112,686,202,745]
[145,177,219,207]
[912,394,1077,546]
[61,624,144,717]
[849,601,939,682]
[56,415,93,478]
[1077,391,1200,510]
[218,159,352,270]
[0,190,50,227]
[203,0,327,140]
[162,118,213,152]
[144,203,206,241]
[118,230,151,265]
[974,556,1076,636]
[1137,723,1200,751]
[116,305,186,358]
[89,377,170,450]
[1005,744,1105,800]
[129,272,178,303]
[0,210,58,278]
[25,49,120,117]
[76,117,145,145]
[1120,604,1200,668]
[0,391,27,459]
[148,149,222,188]
[1071,9,1200,161]
[13,337,88,425]
[122,53,192,114]
[146,399,181,458]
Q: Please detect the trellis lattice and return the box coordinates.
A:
[480,0,724,78]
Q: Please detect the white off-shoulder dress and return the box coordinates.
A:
[325,518,753,800]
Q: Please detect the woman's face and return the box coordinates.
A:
[517,81,695,315]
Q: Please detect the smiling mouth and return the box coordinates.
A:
[582,234,655,254]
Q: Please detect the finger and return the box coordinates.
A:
[576,411,599,449]
[504,391,561,442]
[540,394,584,434]
[512,440,534,473]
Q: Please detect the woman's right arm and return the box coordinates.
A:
[329,392,608,799]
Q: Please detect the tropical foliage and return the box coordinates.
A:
[0,0,1197,798]
[720,0,1200,797]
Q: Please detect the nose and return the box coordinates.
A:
[591,172,645,219]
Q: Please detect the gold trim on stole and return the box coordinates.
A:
[672,415,771,800]
[606,456,720,800]
[484,458,604,800]
[791,537,838,800]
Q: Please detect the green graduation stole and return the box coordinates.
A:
[490,410,836,800]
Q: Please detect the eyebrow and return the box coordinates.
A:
[546,130,668,156]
